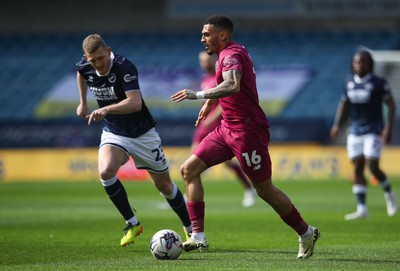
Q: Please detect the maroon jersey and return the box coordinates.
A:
[216,42,269,130]
[194,42,272,182]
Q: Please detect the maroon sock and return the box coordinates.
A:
[187,201,205,233]
[280,204,309,235]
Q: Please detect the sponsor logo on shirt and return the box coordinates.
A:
[347,81,371,104]
[90,86,118,100]
[124,74,137,82]
[222,55,238,68]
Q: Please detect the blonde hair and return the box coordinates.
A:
[82,34,107,54]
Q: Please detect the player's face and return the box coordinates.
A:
[201,24,223,55]
[84,47,111,76]
[352,53,370,77]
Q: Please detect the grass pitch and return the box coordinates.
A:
[1,179,399,271]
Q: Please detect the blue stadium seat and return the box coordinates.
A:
[0,30,398,120]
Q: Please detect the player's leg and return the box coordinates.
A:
[232,126,319,259]
[345,134,368,220]
[148,170,192,239]
[365,134,397,217]
[368,159,398,216]
[239,159,320,259]
[252,180,320,259]
[98,143,142,246]
[182,126,233,252]
[127,128,192,239]
[180,154,209,251]
[345,157,369,220]
[224,159,257,207]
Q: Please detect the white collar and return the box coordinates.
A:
[354,73,372,84]
[96,52,115,77]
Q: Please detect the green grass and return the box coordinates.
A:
[1,179,399,271]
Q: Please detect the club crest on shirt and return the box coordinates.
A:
[124,74,137,83]
[108,73,116,83]
[223,55,238,68]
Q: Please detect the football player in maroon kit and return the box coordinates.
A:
[193,50,257,207]
[171,15,320,259]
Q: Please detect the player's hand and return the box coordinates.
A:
[381,127,392,144]
[86,108,108,125]
[330,125,339,140]
[195,102,212,126]
[76,103,89,119]
[171,89,197,102]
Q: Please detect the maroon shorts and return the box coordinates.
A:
[194,125,271,183]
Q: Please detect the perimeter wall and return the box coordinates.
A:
[1,146,399,182]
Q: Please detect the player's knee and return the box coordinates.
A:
[99,166,117,180]
[368,162,380,175]
[180,164,188,180]
[180,163,194,182]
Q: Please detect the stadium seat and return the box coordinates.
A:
[0,30,398,120]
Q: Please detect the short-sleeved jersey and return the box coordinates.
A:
[77,52,156,138]
[343,73,392,135]
[216,42,269,130]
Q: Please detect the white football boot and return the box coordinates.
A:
[297,226,320,259]
[384,191,398,217]
[344,205,368,220]
[242,188,257,207]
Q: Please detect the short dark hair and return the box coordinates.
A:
[204,14,234,33]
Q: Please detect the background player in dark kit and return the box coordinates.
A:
[330,50,397,220]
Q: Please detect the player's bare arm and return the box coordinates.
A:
[330,98,349,140]
[382,96,396,144]
[87,90,142,125]
[76,72,89,118]
[171,69,241,102]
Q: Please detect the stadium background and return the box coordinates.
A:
[0,0,399,182]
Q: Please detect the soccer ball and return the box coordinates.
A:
[149,229,183,260]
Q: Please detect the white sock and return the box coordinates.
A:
[126,216,139,226]
[299,226,312,240]
[357,204,368,213]
[100,176,118,187]
[161,182,178,200]
[191,232,206,240]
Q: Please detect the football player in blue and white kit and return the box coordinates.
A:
[76,34,192,246]
[330,50,397,220]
